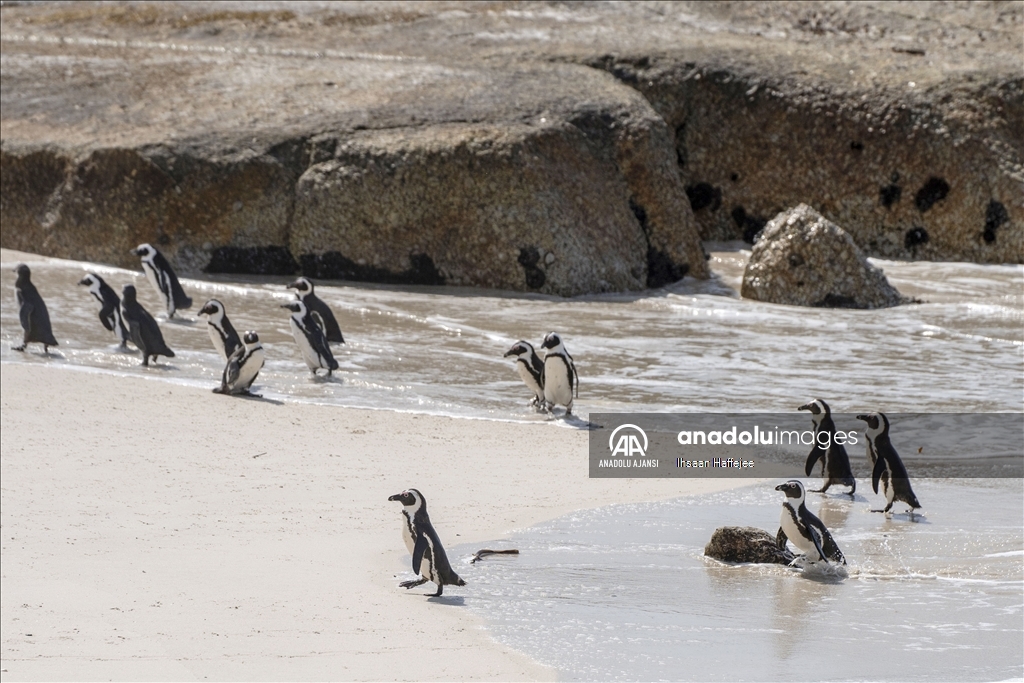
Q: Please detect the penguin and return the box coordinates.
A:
[198,299,242,360]
[856,412,922,516]
[799,399,856,496]
[133,243,192,318]
[78,272,129,348]
[775,480,846,564]
[12,264,59,353]
[120,284,175,366]
[387,488,466,597]
[503,340,545,407]
[287,277,344,344]
[281,300,339,376]
[215,331,265,396]
[540,332,578,414]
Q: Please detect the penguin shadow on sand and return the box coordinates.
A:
[217,390,284,406]
[548,411,602,430]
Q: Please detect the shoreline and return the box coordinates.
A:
[0,362,752,680]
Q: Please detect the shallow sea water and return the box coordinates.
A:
[2,246,1022,680]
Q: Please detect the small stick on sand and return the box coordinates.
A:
[471,549,520,564]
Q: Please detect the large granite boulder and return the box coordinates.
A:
[741,204,907,308]
[704,526,796,565]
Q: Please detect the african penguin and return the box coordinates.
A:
[504,340,545,407]
[540,332,578,414]
[388,488,466,597]
[215,331,265,396]
[288,277,344,344]
[13,264,59,353]
[199,299,242,360]
[133,243,192,318]
[857,412,921,516]
[78,272,129,348]
[775,480,846,565]
[281,300,339,376]
[120,284,175,366]
[799,399,856,496]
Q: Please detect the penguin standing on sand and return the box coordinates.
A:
[540,332,578,414]
[388,488,466,597]
[13,264,58,353]
[133,243,192,318]
[78,273,129,348]
[775,480,846,564]
[857,412,922,516]
[281,300,339,376]
[504,340,545,407]
[215,331,265,396]
[120,284,175,366]
[288,277,344,344]
[799,399,856,495]
[199,299,242,360]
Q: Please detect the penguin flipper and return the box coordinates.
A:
[872,454,886,495]
[19,301,33,334]
[804,445,824,477]
[411,532,428,575]
[98,304,116,332]
[776,527,788,551]
[820,530,846,564]
[571,359,579,399]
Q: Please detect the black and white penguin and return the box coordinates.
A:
[199,299,242,360]
[540,332,578,414]
[13,264,59,353]
[281,299,339,376]
[504,340,545,407]
[775,480,846,564]
[133,243,192,318]
[78,272,129,348]
[387,488,466,597]
[287,277,344,344]
[856,412,922,516]
[120,284,175,366]
[799,399,856,496]
[215,331,265,396]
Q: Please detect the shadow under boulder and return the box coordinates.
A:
[704,526,796,565]
[740,204,908,309]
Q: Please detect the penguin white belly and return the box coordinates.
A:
[884,475,896,507]
[401,513,416,555]
[780,507,818,557]
[421,538,440,582]
[234,348,264,390]
[208,324,227,359]
[543,357,572,406]
[289,318,323,371]
[516,362,543,399]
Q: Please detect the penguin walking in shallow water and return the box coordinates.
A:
[288,277,344,344]
[78,273,129,348]
[199,299,242,360]
[775,480,846,565]
[504,340,545,408]
[133,243,192,318]
[281,300,339,376]
[388,488,466,597]
[13,264,59,353]
[215,331,265,396]
[799,399,856,496]
[120,284,175,366]
[857,412,921,516]
[540,332,578,414]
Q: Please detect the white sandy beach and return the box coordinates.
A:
[0,358,746,681]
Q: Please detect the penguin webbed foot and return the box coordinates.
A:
[399,578,428,590]
[430,584,443,597]
[13,343,25,352]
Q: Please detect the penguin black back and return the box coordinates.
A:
[857,412,921,514]
[288,277,344,344]
[120,284,175,366]
[799,399,856,495]
[388,488,465,597]
[134,243,192,317]
[13,264,58,352]
[775,480,846,564]
[78,273,129,346]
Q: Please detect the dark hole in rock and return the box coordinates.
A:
[157,234,171,245]
[730,172,739,182]
[850,141,864,151]
[879,184,902,208]
[731,206,767,243]
[205,246,299,275]
[518,247,546,289]
[685,182,722,212]
[914,177,950,212]
[299,251,444,286]
[984,200,1008,243]
[891,171,900,183]
[647,247,689,288]
[814,293,861,308]
[788,253,805,268]
[904,227,929,249]
[628,197,649,234]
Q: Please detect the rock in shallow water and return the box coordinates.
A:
[704,526,796,565]
[740,204,908,309]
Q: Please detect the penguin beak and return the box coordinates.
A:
[388,493,402,502]
[77,277,89,286]
[855,414,869,422]
[280,303,293,309]
[798,403,812,412]
[503,348,517,357]
[130,248,140,255]
[774,483,786,491]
